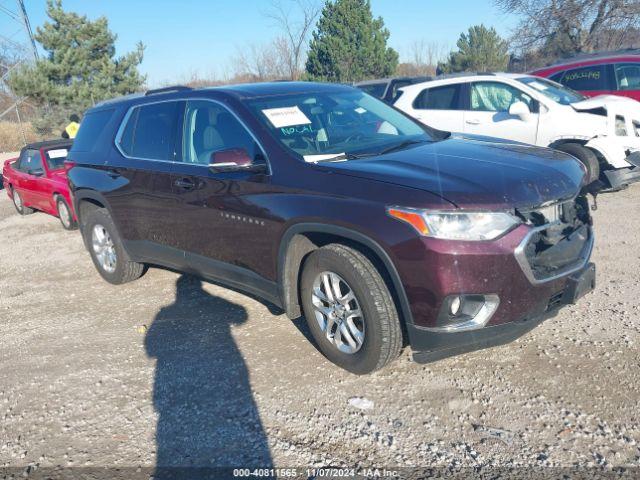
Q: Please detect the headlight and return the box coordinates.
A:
[387,207,520,241]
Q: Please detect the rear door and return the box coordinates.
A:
[110,100,183,253]
[462,81,539,145]
[405,83,465,132]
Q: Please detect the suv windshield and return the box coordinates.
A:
[517,76,586,105]
[247,90,436,162]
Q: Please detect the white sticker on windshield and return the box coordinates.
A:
[354,107,367,114]
[303,153,345,163]
[48,149,68,158]
[262,106,311,128]
[528,81,548,91]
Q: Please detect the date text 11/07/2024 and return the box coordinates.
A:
[232,467,400,477]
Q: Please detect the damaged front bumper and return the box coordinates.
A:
[601,151,640,190]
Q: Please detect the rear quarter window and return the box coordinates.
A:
[72,109,115,152]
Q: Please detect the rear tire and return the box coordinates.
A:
[300,243,403,374]
[11,188,34,215]
[82,207,146,284]
[555,143,600,185]
[56,196,77,230]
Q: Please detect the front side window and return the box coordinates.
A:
[118,102,179,160]
[558,65,607,90]
[413,84,461,110]
[246,89,436,161]
[470,81,536,112]
[615,63,640,91]
[181,100,264,165]
[517,76,586,105]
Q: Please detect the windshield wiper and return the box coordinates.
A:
[315,152,377,162]
[377,139,426,156]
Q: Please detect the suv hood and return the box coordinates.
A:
[322,137,586,209]
[571,94,640,116]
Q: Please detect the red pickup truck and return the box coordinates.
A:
[2,139,77,230]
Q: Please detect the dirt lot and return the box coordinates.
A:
[0,183,639,475]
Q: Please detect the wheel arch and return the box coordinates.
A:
[277,223,414,332]
[74,190,111,228]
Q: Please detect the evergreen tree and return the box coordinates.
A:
[305,0,398,82]
[438,25,509,74]
[8,0,145,133]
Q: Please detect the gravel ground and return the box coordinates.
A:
[0,183,639,476]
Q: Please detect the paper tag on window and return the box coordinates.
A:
[262,106,311,128]
[354,107,367,114]
[47,149,68,158]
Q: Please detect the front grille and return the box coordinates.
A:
[515,196,593,283]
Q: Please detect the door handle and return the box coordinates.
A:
[465,119,480,125]
[106,169,121,179]
[174,178,195,190]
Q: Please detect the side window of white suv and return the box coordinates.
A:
[470,82,536,112]
[413,84,461,110]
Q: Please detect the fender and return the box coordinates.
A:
[585,137,634,169]
[277,222,415,327]
[72,189,115,224]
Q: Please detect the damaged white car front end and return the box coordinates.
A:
[573,95,640,189]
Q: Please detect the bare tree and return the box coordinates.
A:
[231,39,290,81]
[404,40,449,76]
[496,0,640,57]
[265,0,321,80]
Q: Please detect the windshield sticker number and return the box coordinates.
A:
[47,149,68,158]
[281,125,314,136]
[262,106,312,128]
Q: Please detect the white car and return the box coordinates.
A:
[394,73,640,191]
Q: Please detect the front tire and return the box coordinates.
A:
[11,188,34,215]
[82,207,146,284]
[56,196,77,230]
[300,244,403,374]
[555,143,600,185]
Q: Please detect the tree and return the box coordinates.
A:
[398,40,448,76]
[438,25,509,74]
[7,0,145,132]
[495,0,640,58]
[266,0,322,80]
[305,0,398,82]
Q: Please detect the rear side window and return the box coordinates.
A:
[413,85,461,110]
[73,109,114,152]
[118,102,180,160]
[615,63,640,91]
[558,65,607,90]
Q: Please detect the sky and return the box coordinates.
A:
[6,0,518,87]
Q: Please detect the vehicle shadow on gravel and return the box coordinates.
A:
[144,274,272,475]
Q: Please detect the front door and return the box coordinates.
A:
[168,100,273,280]
[463,81,539,145]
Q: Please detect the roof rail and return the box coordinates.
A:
[545,48,640,67]
[435,71,496,79]
[145,85,193,96]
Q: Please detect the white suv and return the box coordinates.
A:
[394,73,640,191]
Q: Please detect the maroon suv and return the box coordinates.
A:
[67,82,595,374]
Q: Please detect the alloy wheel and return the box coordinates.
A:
[92,224,117,273]
[311,271,365,354]
[58,201,70,228]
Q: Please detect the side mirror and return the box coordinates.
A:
[29,167,44,177]
[508,101,531,121]
[209,148,267,173]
